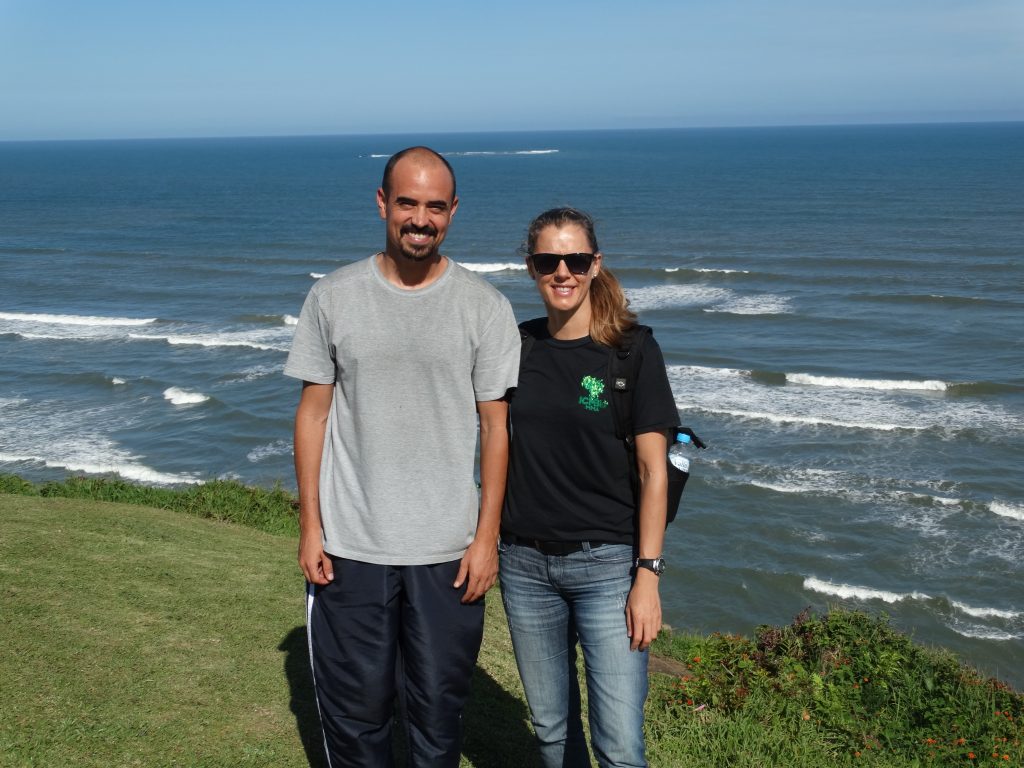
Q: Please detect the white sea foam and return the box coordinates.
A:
[951,601,1022,621]
[990,501,1024,521]
[370,149,558,158]
[460,262,528,273]
[626,285,732,311]
[697,406,914,432]
[16,332,70,341]
[803,577,931,604]
[787,373,949,391]
[694,268,750,274]
[229,363,285,382]
[17,318,293,351]
[706,295,792,315]
[0,311,156,326]
[931,496,962,506]
[0,399,202,487]
[247,440,292,463]
[17,329,127,343]
[948,624,1019,641]
[667,364,1024,436]
[443,149,558,156]
[0,452,201,485]
[282,314,298,325]
[310,272,326,279]
[625,284,785,314]
[163,387,209,405]
[111,377,126,385]
[748,468,848,495]
[129,331,290,353]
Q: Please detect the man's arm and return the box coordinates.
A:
[626,430,668,650]
[453,397,509,603]
[294,381,335,586]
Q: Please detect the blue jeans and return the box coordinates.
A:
[498,539,648,768]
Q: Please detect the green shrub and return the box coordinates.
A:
[652,608,1024,766]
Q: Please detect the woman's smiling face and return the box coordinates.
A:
[528,224,602,319]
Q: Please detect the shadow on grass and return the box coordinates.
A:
[279,626,328,768]
[462,665,542,768]
[280,625,540,768]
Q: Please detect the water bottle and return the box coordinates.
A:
[668,431,692,472]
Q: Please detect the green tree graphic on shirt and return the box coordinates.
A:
[578,375,609,412]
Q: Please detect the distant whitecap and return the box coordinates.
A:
[442,149,558,156]
[991,501,1024,521]
[460,262,527,273]
[948,624,1019,641]
[0,311,156,326]
[705,295,792,315]
[803,576,930,604]
[666,364,1022,436]
[0,452,201,485]
[626,285,732,312]
[787,373,948,391]
[130,331,289,352]
[951,601,1021,621]
[229,363,285,382]
[247,439,292,463]
[163,387,209,405]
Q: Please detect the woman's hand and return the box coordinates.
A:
[626,569,662,651]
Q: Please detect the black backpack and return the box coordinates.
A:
[518,318,705,525]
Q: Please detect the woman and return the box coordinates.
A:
[500,207,679,768]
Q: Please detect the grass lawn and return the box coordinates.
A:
[0,493,539,767]
[3,489,1022,767]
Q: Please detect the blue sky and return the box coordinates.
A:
[1,0,1022,140]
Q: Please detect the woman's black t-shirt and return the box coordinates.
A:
[502,326,679,544]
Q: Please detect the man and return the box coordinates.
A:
[284,146,520,766]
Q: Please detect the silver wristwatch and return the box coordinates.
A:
[634,557,666,576]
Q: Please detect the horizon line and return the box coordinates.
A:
[2,118,1023,145]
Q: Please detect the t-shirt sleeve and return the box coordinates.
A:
[633,331,680,434]
[283,288,336,384]
[472,295,521,402]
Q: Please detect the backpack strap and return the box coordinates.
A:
[607,325,651,507]
[608,324,651,448]
[518,317,548,368]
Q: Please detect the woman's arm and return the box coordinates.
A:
[626,429,668,651]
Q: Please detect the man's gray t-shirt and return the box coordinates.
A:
[284,255,520,565]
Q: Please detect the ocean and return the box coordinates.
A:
[2,123,1022,686]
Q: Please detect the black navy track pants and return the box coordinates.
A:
[306,557,485,767]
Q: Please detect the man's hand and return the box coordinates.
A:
[625,571,662,651]
[457,397,508,604]
[299,529,334,586]
[453,535,498,603]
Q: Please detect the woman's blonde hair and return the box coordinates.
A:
[525,207,637,348]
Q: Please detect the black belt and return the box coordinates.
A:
[503,535,607,556]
